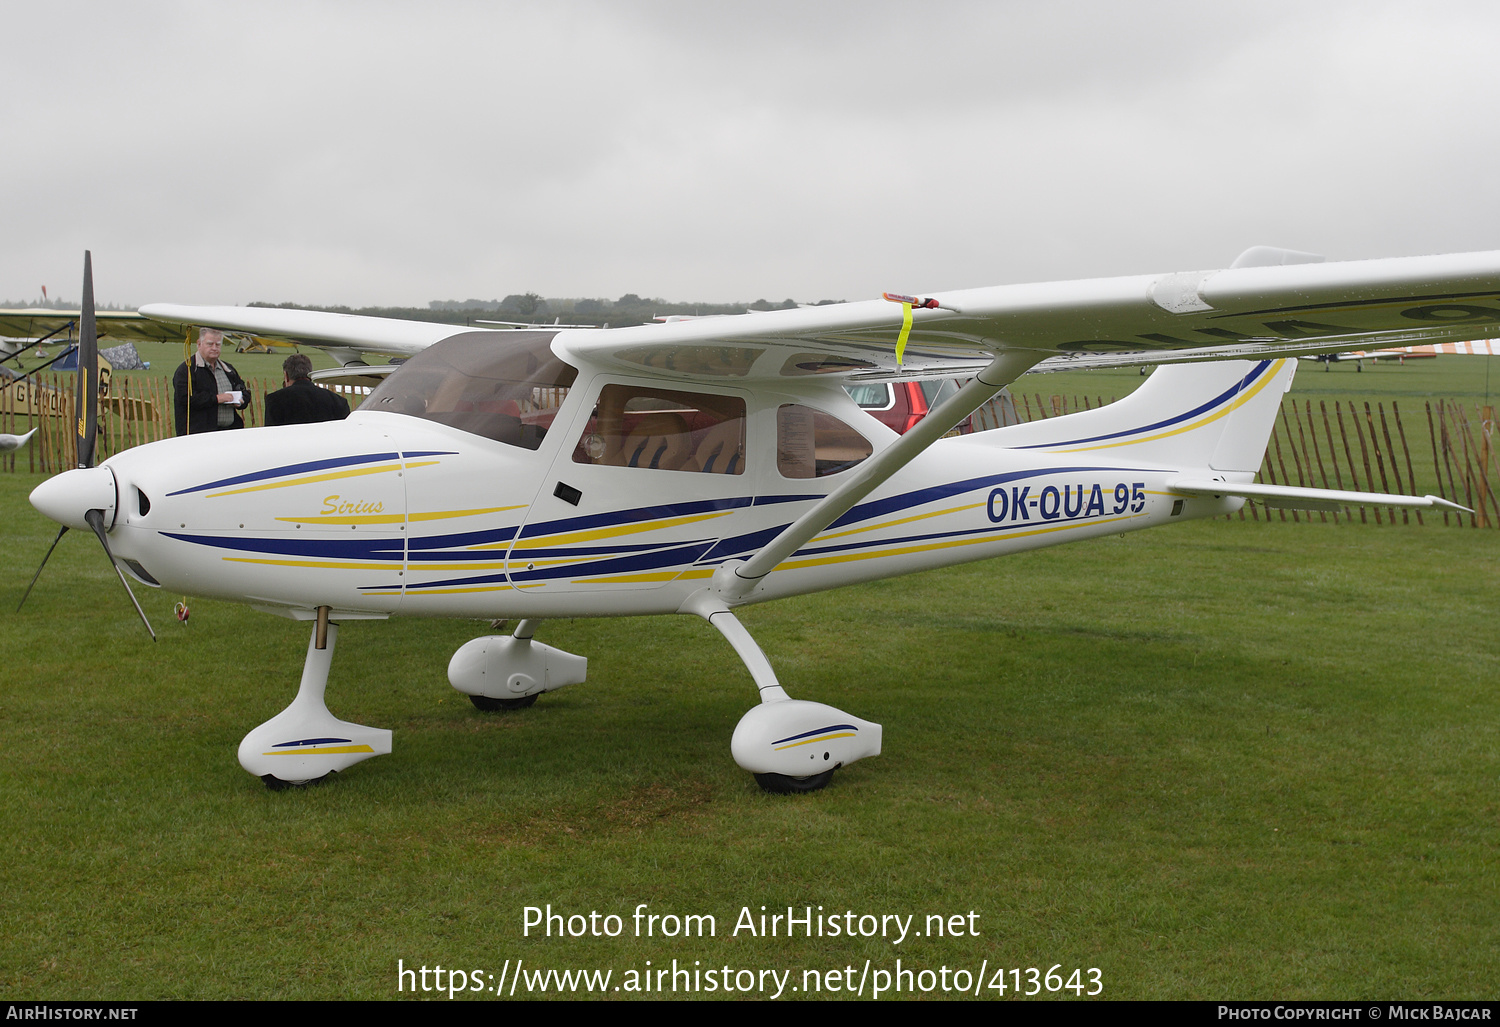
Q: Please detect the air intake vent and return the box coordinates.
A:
[122,559,160,587]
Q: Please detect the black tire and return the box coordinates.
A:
[469,692,539,712]
[754,769,836,794]
[261,772,332,791]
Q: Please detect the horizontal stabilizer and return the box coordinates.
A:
[1169,477,1471,513]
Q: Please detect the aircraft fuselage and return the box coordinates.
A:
[91,391,1234,623]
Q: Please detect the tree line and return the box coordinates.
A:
[251,293,846,329]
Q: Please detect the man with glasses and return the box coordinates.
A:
[173,328,251,435]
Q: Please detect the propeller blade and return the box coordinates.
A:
[83,508,156,642]
[23,257,153,640]
[16,525,68,612]
[76,251,98,469]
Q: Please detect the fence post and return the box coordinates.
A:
[1390,401,1422,526]
[1482,404,1495,529]
[1333,403,1367,524]
[1450,403,1478,526]
[1374,403,1407,525]
[1269,407,1296,522]
[1349,403,1382,524]
[1299,400,1334,523]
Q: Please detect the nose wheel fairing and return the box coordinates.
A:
[237,620,392,786]
[447,620,588,702]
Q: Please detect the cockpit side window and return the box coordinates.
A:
[776,404,874,478]
[573,384,746,474]
[364,331,576,449]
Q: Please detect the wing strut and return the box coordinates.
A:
[0,319,76,366]
[702,349,1043,605]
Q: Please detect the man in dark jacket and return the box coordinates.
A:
[173,329,251,435]
[265,354,351,426]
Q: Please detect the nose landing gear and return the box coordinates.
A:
[238,609,392,789]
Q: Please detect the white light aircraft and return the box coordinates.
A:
[24,247,1492,792]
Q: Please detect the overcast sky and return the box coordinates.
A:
[5,0,1499,308]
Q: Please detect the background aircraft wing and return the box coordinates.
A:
[0,308,183,345]
[138,303,473,364]
[1327,339,1500,360]
[551,249,1500,383]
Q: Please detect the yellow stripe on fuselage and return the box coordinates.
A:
[223,558,395,570]
[396,585,516,595]
[411,505,525,521]
[570,571,683,584]
[225,556,516,573]
[275,513,405,525]
[815,501,986,541]
[572,515,1141,584]
[207,460,439,498]
[507,554,614,569]
[402,561,510,572]
[275,505,522,525]
[775,514,1137,572]
[506,510,732,551]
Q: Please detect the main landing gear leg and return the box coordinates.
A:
[237,607,392,789]
[686,595,882,794]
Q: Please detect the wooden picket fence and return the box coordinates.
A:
[5,372,1498,528]
[1020,391,1498,527]
[0,373,365,475]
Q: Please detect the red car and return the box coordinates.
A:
[844,380,1018,435]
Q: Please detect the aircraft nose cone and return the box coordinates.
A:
[30,466,117,531]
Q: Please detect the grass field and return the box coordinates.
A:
[2,469,1496,1000]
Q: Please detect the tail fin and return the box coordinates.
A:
[984,358,1296,472]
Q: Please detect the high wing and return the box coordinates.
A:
[552,249,1500,383]
[135,249,1500,378]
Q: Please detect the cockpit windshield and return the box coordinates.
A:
[363,331,576,449]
